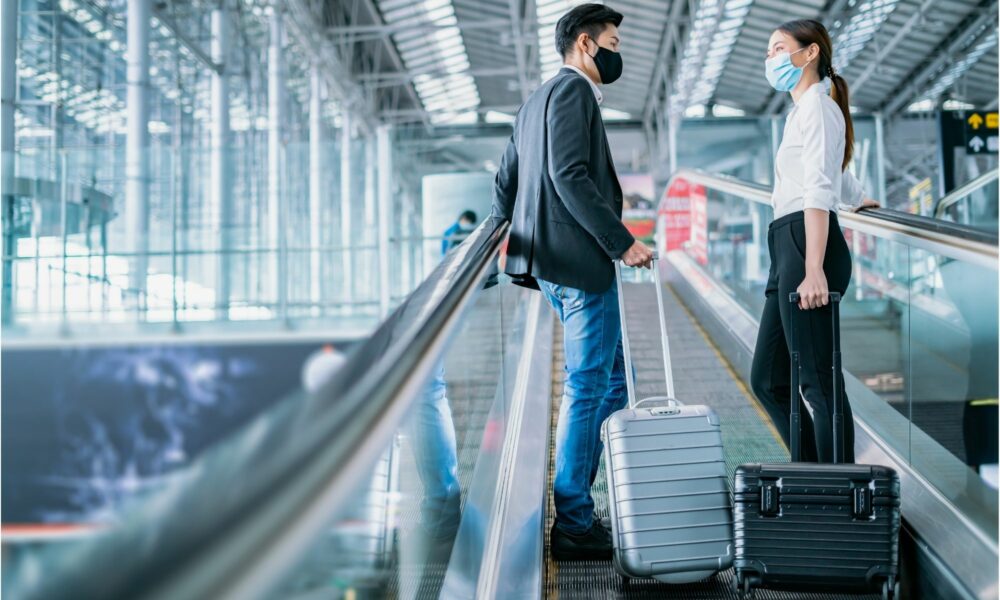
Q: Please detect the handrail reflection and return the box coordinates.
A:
[934,168,999,218]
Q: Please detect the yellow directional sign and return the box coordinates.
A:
[969,113,984,129]
[988,113,998,128]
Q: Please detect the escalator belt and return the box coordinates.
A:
[543,282,880,599]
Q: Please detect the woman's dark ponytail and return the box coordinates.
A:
[779,19,854,171]
[828,69,854,170]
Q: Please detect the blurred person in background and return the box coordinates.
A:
[442,210,478,255]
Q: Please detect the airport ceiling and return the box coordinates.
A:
[331,0,998,126]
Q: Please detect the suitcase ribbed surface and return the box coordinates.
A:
[604,406,734,579]
[733,464,901,590]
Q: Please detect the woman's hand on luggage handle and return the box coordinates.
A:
[622,241,655,269]
[796,268,829,310]
[851,198,880,212]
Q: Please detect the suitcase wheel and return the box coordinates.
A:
[733,572,756,600]
[881,577,899,600]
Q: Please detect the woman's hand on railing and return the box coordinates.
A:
[850,198,881,212]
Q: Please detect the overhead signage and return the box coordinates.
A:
[961,111,998,155]
[938,110,999,193]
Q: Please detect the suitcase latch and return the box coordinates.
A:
[852,486,873,519]
[760,481,779,516]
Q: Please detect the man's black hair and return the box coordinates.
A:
[554,4,623,59]
[460,210,477,223]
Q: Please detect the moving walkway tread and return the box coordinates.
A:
[543,281,882,599]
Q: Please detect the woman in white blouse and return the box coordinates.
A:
[749,19,879,463]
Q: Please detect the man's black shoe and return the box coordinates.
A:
[550,522,612,561]
[594,514,612,533]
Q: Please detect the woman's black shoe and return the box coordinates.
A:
[550,522,612,561]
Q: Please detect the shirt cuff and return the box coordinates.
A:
[802,191,839,212]
[842,185,864,208]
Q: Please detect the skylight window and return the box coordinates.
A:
[669,0,752,117]
[920,28,997,103]
[378,0,480,119]
[832,0,900,71]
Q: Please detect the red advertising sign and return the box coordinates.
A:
[658,178,692,252]
[689,183,708,266]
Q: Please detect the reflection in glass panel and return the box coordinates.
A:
[907,247,998,530]
[268,277,523,599]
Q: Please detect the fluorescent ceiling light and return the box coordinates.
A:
[601,107,632,120]
[906,99,935,113]
[684,104,706,118]
[485,110,516,123]
[942,99,976,110]
[711,104,745,117]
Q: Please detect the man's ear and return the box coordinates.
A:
[576,32,591,56]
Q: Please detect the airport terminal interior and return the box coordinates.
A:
[1,0,998,598]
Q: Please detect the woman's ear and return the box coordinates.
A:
[809,42,821,63]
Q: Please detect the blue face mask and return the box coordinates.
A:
[765,48,809,92]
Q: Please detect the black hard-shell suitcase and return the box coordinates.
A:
[732,293,901,599]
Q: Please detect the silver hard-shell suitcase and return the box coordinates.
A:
[601,258,734,583]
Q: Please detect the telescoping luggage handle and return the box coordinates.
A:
[788,291,844,463]
[614,255,676,410]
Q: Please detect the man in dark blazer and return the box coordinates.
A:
[490,3,654,560]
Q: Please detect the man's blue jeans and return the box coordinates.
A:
[407,364,462,540]
[538,278,628,535]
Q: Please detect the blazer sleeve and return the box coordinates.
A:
[545,77,635,258]
[490,133,518,225]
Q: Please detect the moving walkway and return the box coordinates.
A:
[4,171,997,600]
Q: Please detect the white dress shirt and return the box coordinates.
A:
[562,64,603,105]
[771,78,864,220]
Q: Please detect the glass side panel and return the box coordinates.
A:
[937,177,999,234]
[267,275,528,599]
[2,142,419,329]
[907,247,999,532]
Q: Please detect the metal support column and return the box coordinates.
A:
[377,125,391,316]
[364,133,377,302]
[874,112,888,206]
[340,112,353,307]
[770,117,781,185]
[2,0,18,324]
[667,115,679,175]
[309,65,323,314]
[125,0,151,316]
[211,7,231,319]
[268,10,284,311]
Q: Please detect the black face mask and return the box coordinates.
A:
[588,44,623,84]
